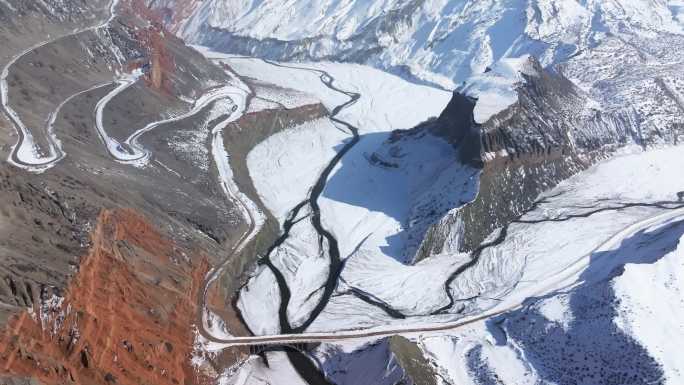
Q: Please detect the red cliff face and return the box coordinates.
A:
[140,26,175,92]
[122,0,178,92]
[0,209,211,385]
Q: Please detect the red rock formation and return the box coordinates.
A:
[0,209,210,385]
[121,0,177,92]
[140,26,174,91]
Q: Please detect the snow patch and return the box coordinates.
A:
[461,55,538,123]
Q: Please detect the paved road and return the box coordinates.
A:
[203,203,684,346]
[193,54,684,348]
[195,56,365,341]
[2,0,121,172]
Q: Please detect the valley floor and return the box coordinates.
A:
[1,23,681,382]
[189,48,684,385]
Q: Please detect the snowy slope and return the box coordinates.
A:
[460,54,539,123]
[167,0,683,80]
[227,42,684,336]
[415,144,684,384]
[176,0,683,88]
[613,233,684,383]
[218,353,309,385]
[155,0,684,135]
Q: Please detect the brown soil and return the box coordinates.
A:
[0,209,211,385]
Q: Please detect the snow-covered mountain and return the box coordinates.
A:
[151,0,684,144]
[162,0,682,84]
[1,1,683,385]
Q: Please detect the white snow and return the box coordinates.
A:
[419,331,539,385]
[176,0,683,90]
[227,55,477,334]
[248,83,320,110]
[246,118,347,223]
[272,216,332,329]
[449,146,684,319]
[297,61,452,134]
[414,145,684,384]
[217,353,309,385]
[236,266,282,335]
[198,51,453,134]
[536,295,573,330]
[319,129,479,263]
[245,96,281,114]
[210,144,684,343]
[460,55,539,123]
[613,232,684,383]
[558,144,684,202]
[340,250,470,315]
[168,0,684,148]
[221,56,680,339]
[1,0,121,172]
[198,53,347,110]
[182,42,684,385]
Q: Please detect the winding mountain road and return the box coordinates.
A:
[198,78,264,336]
[1,0,121,172]
[94,73,251,166]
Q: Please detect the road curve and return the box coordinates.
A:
[202,205,684,346]
[197,57,363,338]
[1,0,121,172]
[195,76,266,340]
[185,55,684,353]
[93,72,148,164]
[93,72,250,167]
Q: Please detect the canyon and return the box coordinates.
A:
[0,1,683,385]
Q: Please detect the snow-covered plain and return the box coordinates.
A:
[224,55,486,334]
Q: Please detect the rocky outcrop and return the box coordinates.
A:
[141,0,204,34]
[389,336,439,385]
[419,59,641,255]
[0,209,210,385]
[430,92,481,167]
